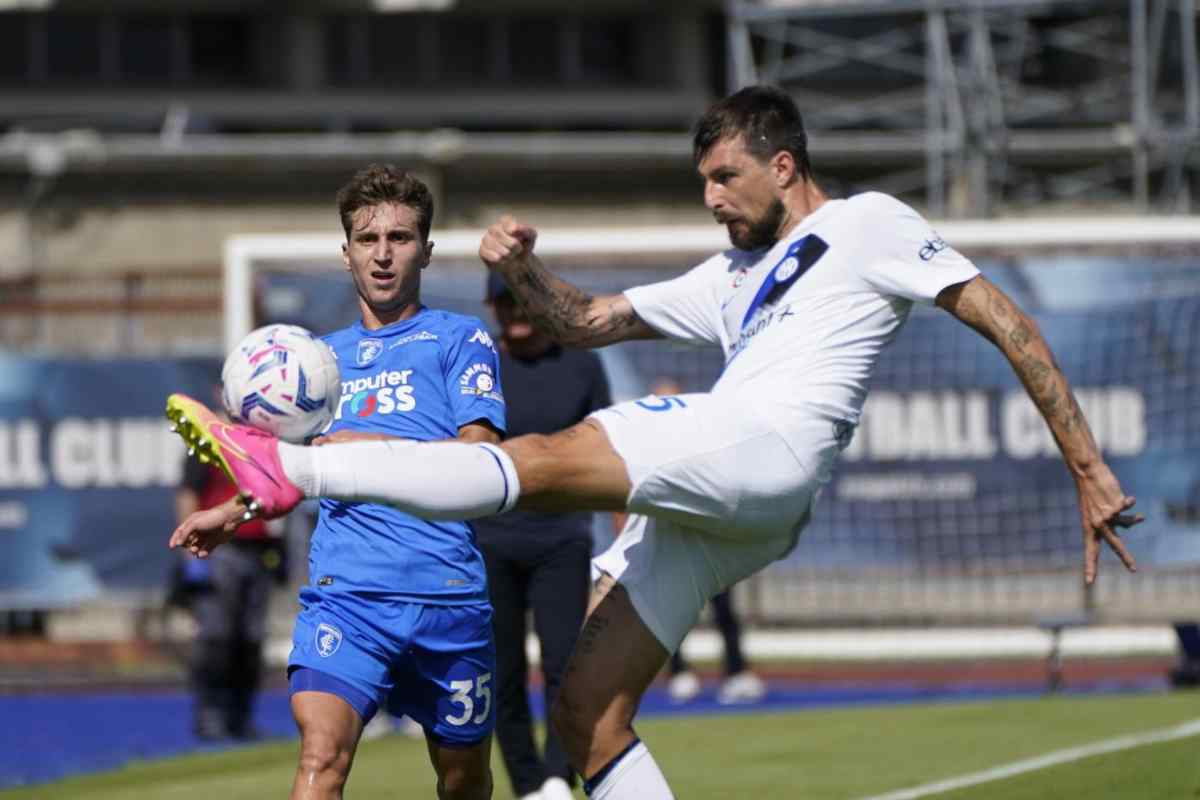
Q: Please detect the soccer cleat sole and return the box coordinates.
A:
[165,393,232,484]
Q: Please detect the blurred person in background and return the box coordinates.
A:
[475,271,613,800]
[1170,623,1200,688]
[171,387,285,741]
[666,590,764,705]
[1166,487,1200,689]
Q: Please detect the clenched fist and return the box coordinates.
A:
[479,215,539,271]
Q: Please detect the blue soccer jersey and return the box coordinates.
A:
[310,307,506,603]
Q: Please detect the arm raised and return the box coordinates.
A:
[936,275,1143,583]
[479,216,660,348]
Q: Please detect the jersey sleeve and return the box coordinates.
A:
[857,193,981,304]
[623,257,726,345]
[441,319,507,434]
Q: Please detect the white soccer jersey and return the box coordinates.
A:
[624,192,980,452]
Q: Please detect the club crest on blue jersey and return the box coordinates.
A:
[357,338,384,367]
[316,622,343,657]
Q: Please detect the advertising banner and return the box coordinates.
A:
[0,359,216,608]
[793,258,1200,572]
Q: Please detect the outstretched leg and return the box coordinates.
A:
[285,419,632,518]
[168,390,631,522]
[551,574,674,799]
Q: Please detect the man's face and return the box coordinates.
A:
[697,135,786,251]
[490,293,535,341]
[342,202,432,318]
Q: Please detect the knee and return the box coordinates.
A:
[549,688,601,768]
[437,761,492,800]
[502,434,555,493]
[297,730,354,786]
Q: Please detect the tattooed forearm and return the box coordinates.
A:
[942,275,1100,472]
[502,252,651,347]
[1061,392,1084,432]
[509,261,593,340]
[1017,354,1052,394]
[1008,320,1033,351]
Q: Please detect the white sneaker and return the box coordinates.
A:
[717,671,766,705]
[667,670,701,703]
[540,776,574,800]
[517,792,543,800]
[397,715,425,739]
[360,714,394,741]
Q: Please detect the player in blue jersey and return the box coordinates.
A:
[221,165,506,800]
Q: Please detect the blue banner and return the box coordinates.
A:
[0,358,217,608]
[793,257,1200,571]
[259,257,1200,577]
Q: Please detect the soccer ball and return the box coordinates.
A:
[221,324,340,443]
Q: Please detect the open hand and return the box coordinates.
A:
[1076,462,1144,584]
[168,495,250,558]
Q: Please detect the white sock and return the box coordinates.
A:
[585,740,674,800]
[277,440,520,520]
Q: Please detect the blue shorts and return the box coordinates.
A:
[288,587,495,747]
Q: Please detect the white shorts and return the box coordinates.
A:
[589,392,835,651]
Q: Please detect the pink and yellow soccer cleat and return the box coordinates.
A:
[165,393,304,520]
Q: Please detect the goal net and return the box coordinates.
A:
[226,218,1200,625]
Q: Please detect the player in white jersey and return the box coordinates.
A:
[170,86,1142,800]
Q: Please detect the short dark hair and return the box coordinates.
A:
[692,85,811,179]
[336,164,434,241]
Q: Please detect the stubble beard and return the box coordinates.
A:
[728,197,786,251]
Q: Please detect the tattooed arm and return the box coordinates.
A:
[478,216,661,348]
[936,275,1143,583]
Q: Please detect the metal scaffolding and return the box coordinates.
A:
[727,0,1200,216]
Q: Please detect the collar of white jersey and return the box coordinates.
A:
[780,197,844,247]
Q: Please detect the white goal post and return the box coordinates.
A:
[223,217,1200,351]
[224,215,1200,629]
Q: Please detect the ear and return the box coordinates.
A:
[770,150,797,188]
[422,239,434,269]
[341,241,351,271]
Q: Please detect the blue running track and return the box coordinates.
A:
[2,675,1164,790]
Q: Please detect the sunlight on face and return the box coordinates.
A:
[342,202,431,325]
[697,136,786,250]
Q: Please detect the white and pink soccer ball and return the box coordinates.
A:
[221,324,340,443]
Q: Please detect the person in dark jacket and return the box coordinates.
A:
[174,426,284,740]
[474,271,614,800]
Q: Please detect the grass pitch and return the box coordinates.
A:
[8,691,1199,799]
